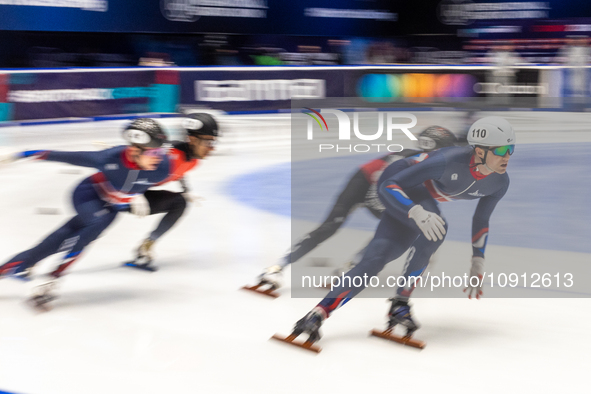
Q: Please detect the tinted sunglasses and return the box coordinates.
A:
[488,145,515,156]
[141,148,166,157]
[197,137,217,148]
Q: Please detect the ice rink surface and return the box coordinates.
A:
[0,112,590,394]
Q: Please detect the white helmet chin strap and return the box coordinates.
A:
[473,147,495,173]
[483,162,495,173]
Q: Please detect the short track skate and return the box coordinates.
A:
[370,327,425,349]
[270,308,325,353]
[26,293,55,312]
[240,282,279,298]
[26,278,57,313]
[124,239,158,272]
[371,300,426,349]
[270,333,321,353]
[122,259,158,272]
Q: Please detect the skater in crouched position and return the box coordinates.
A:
[0,118,170,308]
[125,113,219,271]
[287,116,515,345]
[256,126,459,291]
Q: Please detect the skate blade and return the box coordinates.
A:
[26,298,53,313]
[270,334,321,353]
[370,329,426,349]
[122,261,158,272]
[241,284,279,299]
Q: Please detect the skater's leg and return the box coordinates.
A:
[291,184,445,342]
[388,199,447,336]
[317,213,419,315]
[127,191,187,267]
[258,170,370,289]
[27,191,117,308]
[285,169,370,266]
[331,244,369,276]
[288,214,418,343]
[143,190,187,241]
[395,199,447,300]
[0,183,100,277]
[28,207,115,310]
[0,216,83,276]
[49,199,118,278]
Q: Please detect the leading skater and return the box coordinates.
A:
[0,118,170,308]
[256,126,459,291]
[286,116,515,344]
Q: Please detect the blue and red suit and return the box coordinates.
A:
[317,145,510,313]
[0,146,170,278]
[285,149,422,266]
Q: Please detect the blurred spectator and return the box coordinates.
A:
[366,41,397,64]
[250,47,284,66]
[487,42,524,83]
[486,42,525,104]
[28,46,63,68]
[215,49,243,66]
[556,36,590,99]
[139,52,175,67]
[327,39,348,65]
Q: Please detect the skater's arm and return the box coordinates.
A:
[471,180,509,257]
[0,150,49,164]
[20,148,115,169]
[378,153,446,219]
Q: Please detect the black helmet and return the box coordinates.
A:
[182,113,219,137]
[417,126,457,151]
[122,118,168,148]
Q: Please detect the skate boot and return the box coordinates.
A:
[291,306,327,344]
[387,298,420,338]
[124,238,157,271]
[137,238,155,264]
[27,275,58,311]
[242,265,283,298]
[258,264,283,290]
[270,306,327,352]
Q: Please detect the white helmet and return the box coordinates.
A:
[467,116,515,147]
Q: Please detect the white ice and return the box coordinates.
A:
[0,112,589,394]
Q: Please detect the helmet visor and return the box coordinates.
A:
[141,147,166,157]
[490,145,515,156]
[196,136,217,148]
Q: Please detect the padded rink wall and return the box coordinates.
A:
[0,64,574,123]
[0,64,585,154]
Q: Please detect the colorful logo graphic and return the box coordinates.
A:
[303,108,417,142]
[303,107,328,131]
[357,73,478,101]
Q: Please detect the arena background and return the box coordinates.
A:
[0,1,590,394]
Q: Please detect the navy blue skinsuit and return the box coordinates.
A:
[317,146,510,313]
[1,147,170,278]
[284,149,421,266]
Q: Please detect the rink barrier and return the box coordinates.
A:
[0,65,574,122]
[0,105,577,129]
[0,113,180,128]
